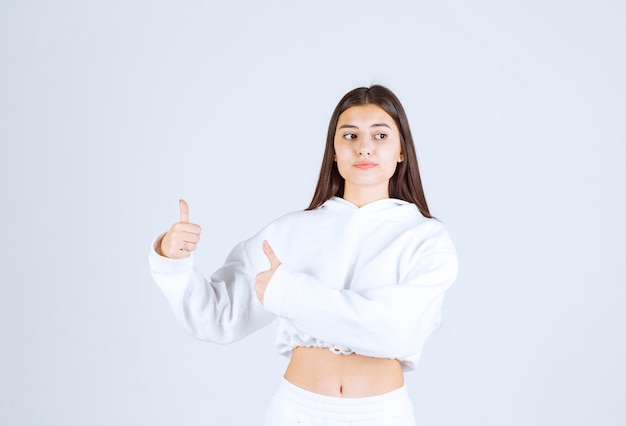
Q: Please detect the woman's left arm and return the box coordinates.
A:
[260,243,458,360]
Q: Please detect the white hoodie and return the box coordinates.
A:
[149,197,458,371]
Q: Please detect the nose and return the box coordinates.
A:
[356,139,372,156]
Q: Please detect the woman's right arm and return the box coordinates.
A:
[149,200,275,343]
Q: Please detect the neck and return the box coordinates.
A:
[342,185,389,208]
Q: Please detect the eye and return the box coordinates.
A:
[374,133,387,140]
[343,133,357,140]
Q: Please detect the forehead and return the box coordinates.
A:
[337,104,397,129]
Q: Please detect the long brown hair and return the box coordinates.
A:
[306,85,432,218]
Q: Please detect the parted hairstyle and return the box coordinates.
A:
[306,85,432,218]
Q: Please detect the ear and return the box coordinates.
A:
[333,154,337,161]
[398,153,404,163]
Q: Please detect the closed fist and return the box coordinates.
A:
[160,199,202,259]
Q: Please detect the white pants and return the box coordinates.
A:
[264,378,417,426]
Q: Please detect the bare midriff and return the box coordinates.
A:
[284,346,404,397]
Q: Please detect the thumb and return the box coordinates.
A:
[262,240,281,270]
[179,199,190,223]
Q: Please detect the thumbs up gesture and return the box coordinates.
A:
[160,199,202,259]
[254,240,282,304]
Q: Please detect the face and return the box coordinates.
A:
[334,104,404,200]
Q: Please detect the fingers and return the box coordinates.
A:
[255,241,281,304]
[169,222,201,239]
[181,242,198,252]
[255,268,274,305]
[254,273,267,304]
[262,240,281,270]
[179,199,190,223]
[160,228,200,259]
[168,225,201,246]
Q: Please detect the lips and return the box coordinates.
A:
[353,161,377,169]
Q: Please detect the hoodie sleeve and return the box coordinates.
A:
[262,230,458,360]
[149,236,275,343]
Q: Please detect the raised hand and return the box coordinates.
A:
[159,199,202,259]
[254,240,282,304]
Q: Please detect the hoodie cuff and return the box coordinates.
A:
[148,233,194,273]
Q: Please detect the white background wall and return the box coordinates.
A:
[1,1,624,425]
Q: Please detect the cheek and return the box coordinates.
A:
[383,161,399,177]
[333,150,350,178]
[335,158,349,176]
[333,145,349,164]
[332,146,340,159]
[382,147,402,173]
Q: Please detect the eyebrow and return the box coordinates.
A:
[338,123,392,129]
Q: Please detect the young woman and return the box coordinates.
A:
[149,85,458,425]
